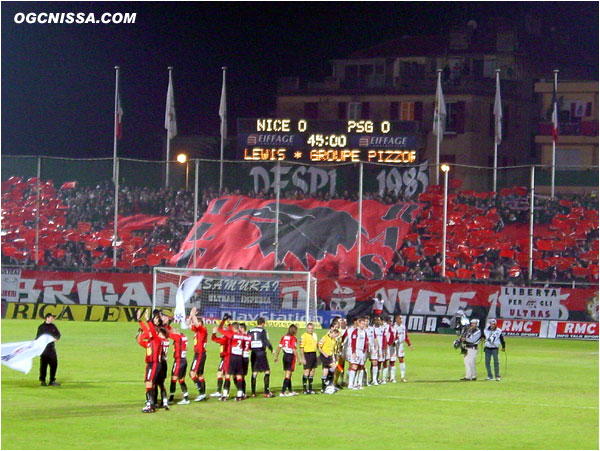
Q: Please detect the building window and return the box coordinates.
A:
[445,102,465,133]
[338,102,347,120]
[304,102,318,119]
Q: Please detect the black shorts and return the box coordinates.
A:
[228,355,245,376]
[303,352,318,370]
[191,352,206,375]
[171,358,188,379]
[320,354,334,368]
[251,351,270,373]
[144,362,159,383]
[156,362,167,385]
[282,352,296,372]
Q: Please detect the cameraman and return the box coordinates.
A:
[483,319,505,381]
[460,319,481,381]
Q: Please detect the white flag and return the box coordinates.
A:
[165,71,177,139]
[1,334,55,374]
[433,75,446,141]
[174,276,204,329]
[494,74,503,145]
[219,70,227,140]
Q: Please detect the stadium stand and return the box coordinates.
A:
[1,176,598,284]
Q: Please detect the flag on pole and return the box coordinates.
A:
[116,90,124,140]
[433,75,447,141]
[493,73,503,145]
[219,70,227,140]
[165,71,177,139]
[551,80,558,144]
[174,275,204,329]
[1,334,55,374]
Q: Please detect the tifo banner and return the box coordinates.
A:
[171,196,422,279]
[1,267,21,302]
[109,214,169,231]
[243,161,429,199]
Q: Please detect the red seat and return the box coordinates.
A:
[572,266,588,278]
[475,269,490,280]
[534,260,551,271]
[456,268,472,279]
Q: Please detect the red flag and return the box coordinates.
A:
[60,181,77,190]
[171,196,422,279]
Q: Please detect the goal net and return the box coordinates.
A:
[152,267,318,324]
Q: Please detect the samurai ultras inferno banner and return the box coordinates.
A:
[171,196,422,279]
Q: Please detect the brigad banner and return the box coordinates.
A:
[170,196,423,279]
[318,280,599,323]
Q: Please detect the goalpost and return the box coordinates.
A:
[152,267,319,324]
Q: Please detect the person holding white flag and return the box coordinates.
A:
[174,275,204,330]
[36,313,61,386]
[1,334,55,376]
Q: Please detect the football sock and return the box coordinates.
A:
[322,377,327,391]
[400,363,406,378]
[302,376,307,391]
[308,376,314,391]
[327,369,335,384]
[264,373,270,393]
[146,388,154,406]
[390,365,396,380]
[217,377,223,393]
[382,367,388,381]
[241,378,246,394]
[372,366,378,383]
[160,386,168,405]
[348,370,356,387]
[199,379,206,394]
[180,382,189,399]
[169,381,176,398]
[251,375,257,394]
[288,377,294,393]
[282,377,289,393]
[358,369,364,387]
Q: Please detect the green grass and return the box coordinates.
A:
[1,320,598,450]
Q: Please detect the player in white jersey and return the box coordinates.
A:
[334,318,353,388]
[348,317,368,390]
[365,318,379,386]
[373,317,387,384]
[383,317,397,383]
[394,315,413,382]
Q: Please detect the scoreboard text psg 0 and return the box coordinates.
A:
[237,118,419,164]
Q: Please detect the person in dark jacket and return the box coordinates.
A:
[36,313,61,386]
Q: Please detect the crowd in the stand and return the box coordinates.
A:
[1,176,598,284]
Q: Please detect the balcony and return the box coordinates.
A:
[536,120,599,144]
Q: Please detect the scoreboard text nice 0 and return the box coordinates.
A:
[237,118,420,164]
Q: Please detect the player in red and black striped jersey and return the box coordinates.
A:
[274,324,304,396]
[218,320,249,401]
[210,317,231,398]
[137,309,169,413]
[187,307,208,402]
[166,319,190,405]
[239,323,252,399]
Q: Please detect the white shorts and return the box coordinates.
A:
[386,345,397,361]
[368,346,378,360]
[349,351,366,366]
[397,343,405,358]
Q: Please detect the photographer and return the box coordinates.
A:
[460,319,481,381]
[483,319,505,381]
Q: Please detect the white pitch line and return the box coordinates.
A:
[337,390,598,410]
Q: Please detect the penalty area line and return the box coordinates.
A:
[337,391,598,410]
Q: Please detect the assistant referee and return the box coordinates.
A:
[299,323,318,394]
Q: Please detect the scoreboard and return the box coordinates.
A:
[237,118,420,164]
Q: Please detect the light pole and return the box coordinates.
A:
[177,153,188,191]
[441,163,450,279]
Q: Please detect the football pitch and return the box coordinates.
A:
[1,320,598,450]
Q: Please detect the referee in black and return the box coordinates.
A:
[249,318,275,397]
[37,313,61,386]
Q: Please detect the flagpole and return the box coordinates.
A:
[528,165,535,282]
[435,69,442,185]
[166,66,174,188]
[219,67,227,192]
[113,159,119,268]
[193,159,199,269]
[113,66,120,184]
[356,162,364,276]
[551,69,559,198]
[493,69,500,192]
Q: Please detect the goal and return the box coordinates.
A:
[152,267,318,323]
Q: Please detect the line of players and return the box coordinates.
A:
[136,307,412,413]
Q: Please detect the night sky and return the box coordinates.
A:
[1,2,598,160]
